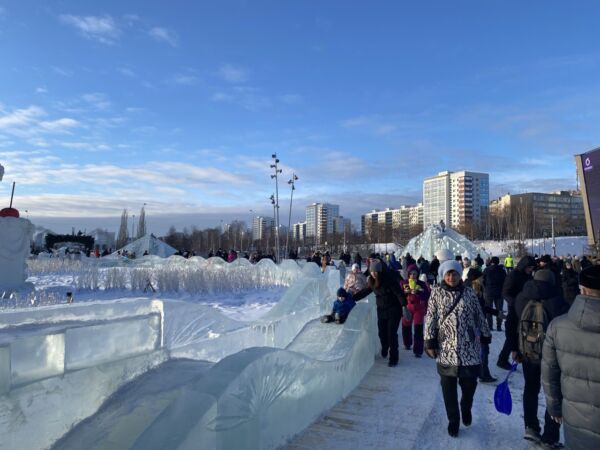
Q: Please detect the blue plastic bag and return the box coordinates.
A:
[494,362,518,415]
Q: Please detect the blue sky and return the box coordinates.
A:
[0,0,598,234]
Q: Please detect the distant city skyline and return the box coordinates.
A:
[1,1,596,234]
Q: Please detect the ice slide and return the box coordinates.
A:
[50,302,376,450]
[1,263,378,449]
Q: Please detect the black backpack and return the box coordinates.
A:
[518,299,549,363]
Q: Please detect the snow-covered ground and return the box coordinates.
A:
[477,236,588,258]
[288,330,562,450]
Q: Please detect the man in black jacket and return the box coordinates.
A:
[497,255,536,370]
[482,256,506,331]
[354,259,410,367]
[509,269,568,447]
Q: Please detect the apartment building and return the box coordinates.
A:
[252,216,275,241]
[489,191,585,236]
[423,171,489,229]
[305,203,340,245]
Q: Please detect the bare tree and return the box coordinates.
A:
[116,209,129,249]
[137,206,146,239]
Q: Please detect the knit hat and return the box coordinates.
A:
[351,263,359,271]
[369,259,383,273]
[439,260,462,278]
[579,265,600,290]
[436,248,454,262]
[337,287,347,298]
[534,269,555,285]
[467,267,482,281]
[407,264,419,275]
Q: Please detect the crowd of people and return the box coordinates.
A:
[327,250,600,449]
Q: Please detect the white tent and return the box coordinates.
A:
[113,234,177,258]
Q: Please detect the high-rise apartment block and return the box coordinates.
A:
[305,203,341,245]
[292,222,307,241]
[361,204,423,243]
[423,171,489,229]
[252,216,275,241]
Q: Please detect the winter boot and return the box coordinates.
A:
[461,407,472,427]
[447,422,459,437]
[524,427,542,443]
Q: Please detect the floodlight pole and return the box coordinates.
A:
[285,173,298,259]
[270,154,282,263]
[9,182,15,208]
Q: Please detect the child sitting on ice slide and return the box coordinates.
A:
[321,288,356,324]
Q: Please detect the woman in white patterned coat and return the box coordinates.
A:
[424,260,491,438]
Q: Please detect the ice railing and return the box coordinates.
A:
[0,298,165,394]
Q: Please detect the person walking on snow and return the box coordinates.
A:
[482,256,507,331]
[400,265,430,357]
[542,265,600,450]
[498,256,537,370]
[504,254,514,273]
[354,259,411,367]
[424,260,491,437]
[508,269,568,448]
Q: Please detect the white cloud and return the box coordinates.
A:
[340,115,398,136]
[117,66,136,77]
[82,92,111,110]
[35,87,48,94]
[0,105,80,137]
[0,105,44,129]
[52,66,73,77]
[280,94,302,105]
[212,92,234,102]
[218,64,249,83]
[148,27,178,47]
[171,73,199,85]
[59,14,120,44]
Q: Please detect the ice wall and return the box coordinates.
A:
[0,299,167,450]
[0,217,34,291]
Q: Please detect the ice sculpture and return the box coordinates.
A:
[403,224,489,262]
[3,260,378,450]
[0,216,34,291]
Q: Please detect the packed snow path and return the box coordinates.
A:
[286,332,556,450]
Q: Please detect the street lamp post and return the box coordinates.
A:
[285,173,298,259]
[270,194,277,258]
[270,154,282,262]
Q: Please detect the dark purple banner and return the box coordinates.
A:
[582,147,600,241]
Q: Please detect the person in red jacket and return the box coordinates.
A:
[400,264,430,357]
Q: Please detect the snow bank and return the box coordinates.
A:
[477,236,589,257]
